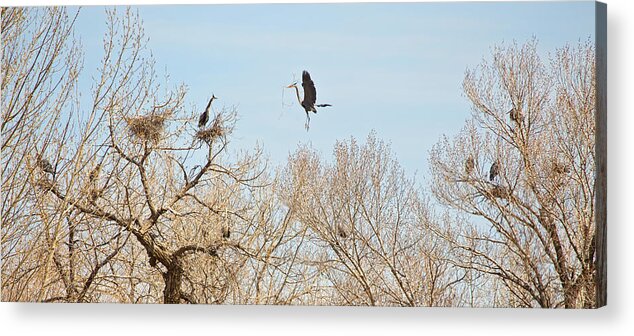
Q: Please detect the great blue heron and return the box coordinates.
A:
[37,157,55,176]
[508,106,522,124]
[198,94,217,128]
[287,71,332,130]
[221,225,230,239]
[88,163,103,202]
[489,161,499,181]
[89,163,102,183]
[465,155,475,175]
[337,224,348,239]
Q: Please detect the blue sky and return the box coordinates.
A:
[73,1,596,180]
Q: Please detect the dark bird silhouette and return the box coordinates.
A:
[287,70,332,130]
[88,163,103,202]
[221,225,230,239]
[508,106,522,124]
[489,161,499,181]
[198,94,217,128]
[337,224,348,239]
[465,156,475,175]
[89,163,101,183]
[37,157,55,176]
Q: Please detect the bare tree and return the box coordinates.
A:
[279,133,460,306]
[1,7,83,302]
[2,7,268,304]
[2,8,599,308]
[429,39,597,308]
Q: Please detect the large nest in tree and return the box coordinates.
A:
[126,113,169,143]
[35,177,55,192]
[489,185,512,199]
[196,114,225,144]
[551,161,570,175]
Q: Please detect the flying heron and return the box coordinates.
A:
[198,94,218,128]
[287,71,332,130]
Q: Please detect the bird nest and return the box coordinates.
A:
[489,185,512,199]
[126,113,169,143]
[35,177,54,191]
[196,115,225,144]
[551,162,570,175]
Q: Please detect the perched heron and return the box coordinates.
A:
[221,225,230,239]
[89,163,101,183]
[489,161,500,181]
[198,94,217,128]
[337,224,348,239]
[287,70,332,130]
[37,157,55,176]
[465,155,475,175]
[88,163,103,202]
[508,106,522,124]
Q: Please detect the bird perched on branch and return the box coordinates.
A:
[287,71,332,130]
[508,106,523,124]
[37,157,56,177]
[489,161,499,181]
[89,163,102,183]
[198,94,217,128]
[465,155,475,175]
[88,163,103,202]
[337,224,348,239]
[221,225,230,239]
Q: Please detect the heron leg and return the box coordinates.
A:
[305,111,310,131]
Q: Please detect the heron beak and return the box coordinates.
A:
[286,82,297,88]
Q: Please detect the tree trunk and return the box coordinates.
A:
[163,262,184,304]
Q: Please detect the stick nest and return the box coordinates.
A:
[196,115,225,144]
[35,177,54,191]
[126,113,170,143]
[490,185,512,199]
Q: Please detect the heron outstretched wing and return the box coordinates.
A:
[302,71,317,108]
